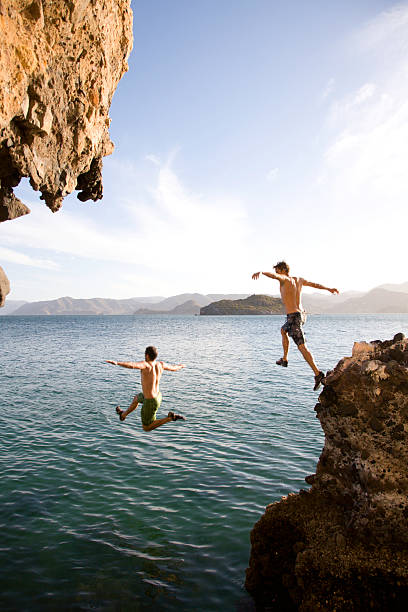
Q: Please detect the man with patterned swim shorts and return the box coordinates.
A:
[252,261,339,390]
[106,346,186,431]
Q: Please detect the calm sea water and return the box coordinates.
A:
[1,314,407,611]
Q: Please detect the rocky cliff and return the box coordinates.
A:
[0,266,10,306]
[0,0,132,219]
[246,333,408,611]
[0,0,132,305]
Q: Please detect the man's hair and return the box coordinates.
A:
[273,260,290,274]
[145,345,158,361]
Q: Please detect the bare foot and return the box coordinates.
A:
[168,411,186,421]
[116,406,126,421]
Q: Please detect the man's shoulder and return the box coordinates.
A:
[287,275,301,284]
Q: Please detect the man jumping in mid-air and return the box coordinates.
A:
[252,261,339,390]
[106,345,186,431]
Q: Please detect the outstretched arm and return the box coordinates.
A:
[302,280,339,294]
[161,362,186,372]
[106,360,147,369]
[252,271,286,282]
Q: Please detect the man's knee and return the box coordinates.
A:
[297,342,306,351]
[142,424,152,432]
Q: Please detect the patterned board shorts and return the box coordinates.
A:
[281,312,307,346]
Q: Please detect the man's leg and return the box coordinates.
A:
[276,328,289,366]
[143,414,173,431]
[142,412,185,432]
[297,343,319,375]
[298,343,325,390]
[281,328,289,360]
[116,395,139,422]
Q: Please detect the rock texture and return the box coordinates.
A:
[0,0,133,217]
[246,334,408,611]
[0,266,10,306]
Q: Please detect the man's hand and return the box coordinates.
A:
[252,272,261,280]
[329,288,339,295]
[106,360,117,365]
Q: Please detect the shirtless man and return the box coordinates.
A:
[106,346,186,431]
[252,261,339,390]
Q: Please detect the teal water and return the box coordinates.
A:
[1,314,407,611]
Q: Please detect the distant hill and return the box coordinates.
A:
[376,281,408,294]
[139,293,213,311]
[0,300,28,315]
[200,294,284,315]
[135,294,251,315]
[324,288,408,314]
[135,293,250,312]
[136,299,202,315]
[302,291,365,314]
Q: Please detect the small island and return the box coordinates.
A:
[200,294,284,315]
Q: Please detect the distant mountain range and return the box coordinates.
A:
[3,293,249,316]
[4,296,165,316]
[1,282,407,315]
[323,288,408,314]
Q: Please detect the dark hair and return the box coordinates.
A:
[145,346,158,361]
[273,260,290,274]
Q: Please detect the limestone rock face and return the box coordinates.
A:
[0,0,133,216]
[0,266,10,306]
[246,334,408,611]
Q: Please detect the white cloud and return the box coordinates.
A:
[320,77,335,102]
[308,2,408,289]
[119,160,250,287]
[145,153,161,166]
[0,246,59,270]
[328,83,377,126]
[356,2,408,55]
[1,158,251,293]
[320,3,408,201]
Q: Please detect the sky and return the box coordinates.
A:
[2,0,408,301]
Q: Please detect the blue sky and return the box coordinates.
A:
[2,0,408,300]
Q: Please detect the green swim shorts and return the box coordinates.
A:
[137,392,162,426]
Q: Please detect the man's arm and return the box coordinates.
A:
[106,360,147,369]
[252,271,286,282]
[302,279,339,294]
[161,362,186,372]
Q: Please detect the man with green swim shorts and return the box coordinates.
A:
[106,346,186,431]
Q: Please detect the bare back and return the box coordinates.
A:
[141,360,164,398]
[279,276,304,314]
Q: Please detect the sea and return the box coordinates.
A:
[1,313,407,611]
